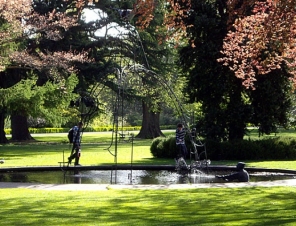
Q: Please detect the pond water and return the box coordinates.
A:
[1,170,295,185]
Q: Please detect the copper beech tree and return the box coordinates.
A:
[130,0,296,140]
[132,0,296,89]
[219,0,296,89]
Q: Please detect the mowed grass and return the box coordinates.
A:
[1,132,165,167]
[1,130,296,225]
[1,129,296,169]
[1,187,296,226]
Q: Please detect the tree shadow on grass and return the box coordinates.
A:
[1,187,296,225]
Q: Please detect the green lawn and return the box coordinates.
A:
[1,130,296,226]
[1,131,170,167]
[1,187,296,226]
[1,130,296,169]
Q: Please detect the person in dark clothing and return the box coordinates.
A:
[68,121,83,166]
[216,162,249,182]
[176,123,188,159]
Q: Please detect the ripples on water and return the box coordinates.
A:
[1,170,295,185]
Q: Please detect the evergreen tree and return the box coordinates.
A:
[178,0,250,141]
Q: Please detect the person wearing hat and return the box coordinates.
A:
[216,162,249,182]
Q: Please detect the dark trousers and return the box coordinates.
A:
[177,144,187,159]
[69,146,81,165]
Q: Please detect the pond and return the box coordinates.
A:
[1,169,295,185]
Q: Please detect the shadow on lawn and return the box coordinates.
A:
[1,187,296,225]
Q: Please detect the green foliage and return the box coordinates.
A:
[150,135,177,158]
[0,17,21,70]
[150,131,296,161]
[4,125,175,135]
[249,69,294,134]
[1,74,78,127]
[179,0,250,141]
[205,137,296,161]
[150,137,165,158]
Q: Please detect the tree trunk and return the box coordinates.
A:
[11,113,34,141]
[0,110,8,144]
[136,101,165,139]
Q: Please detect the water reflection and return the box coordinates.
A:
[0,170,295,185]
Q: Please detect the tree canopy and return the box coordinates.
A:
[133,0,296,89]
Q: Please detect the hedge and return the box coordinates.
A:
[4,125,176,135]
[150,136,296,161]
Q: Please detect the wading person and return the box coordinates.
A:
[216,162,249,182]
[68,121,83,166]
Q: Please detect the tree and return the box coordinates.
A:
[133,6,182,138]
[133,0,296,139]
[177,0,251,141]
[249,68,293,135]
[219,0,296,89]
[217,1,296,135]
[87,1,180,139]
[133,0,296,88]
[0,0,90,143]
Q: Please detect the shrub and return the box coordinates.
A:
[151,137,296,161]
[150,135,195,159]
[208,137,296,160]
[150,137,164,158]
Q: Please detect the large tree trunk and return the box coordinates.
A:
[0,110,8,144]
[136,101,164,139]
[11,114,34,141]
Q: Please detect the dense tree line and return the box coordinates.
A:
[134,0,296,141]
[178,0,294,141]
[1,0,296,144]
[0,0,181,143]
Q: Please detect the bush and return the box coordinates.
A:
[150,135,177,158]
[151,136,296,161]
[150,135,195,159]
[205,137,296,160]
[150,137,164,158]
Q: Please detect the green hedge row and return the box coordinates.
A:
[4,126,142,135]
[4,125,176,135]
[206,137,296,160]
[150,136,296,160]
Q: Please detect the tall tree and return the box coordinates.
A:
[0,0,90,143]
[218,0,295,134]
[219,0,296,89]
[88,0,180,138]
[178,0,251,141]
[132,2,182,138]
[134,0,296,139]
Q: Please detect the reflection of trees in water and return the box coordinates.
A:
[0,173,7,182]
[9,173,28,182]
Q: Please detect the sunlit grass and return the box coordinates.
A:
[1,187,296,226]
[2,129,296,225]
[2,130,296,169]
[1,132,169,167]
